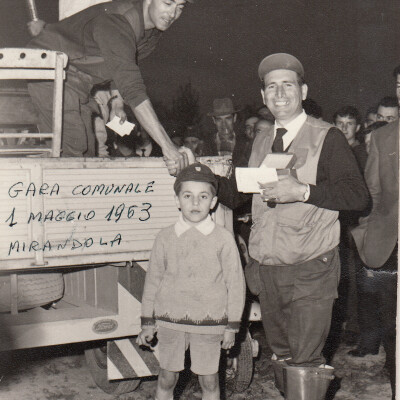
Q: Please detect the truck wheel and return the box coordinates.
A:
[0,273,64,312]
[85,346,140,395]
[233,330,254,392]
[223,330,254,395]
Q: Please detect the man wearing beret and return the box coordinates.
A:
[216,53,369,399]
[27,0,192,174]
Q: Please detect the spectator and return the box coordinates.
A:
[133,127,163,157]
[208,98,240,156]
[232,116,261,168]
[331,105,364,347]
[91,84,125,157]
[254,118,273,138]
[333,106,362,147]
[244,116,259,140]
[376,96,399,123]
[352,118,399,400]
[364,105,378,128]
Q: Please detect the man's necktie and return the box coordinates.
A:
[272,128,287,153]
[267,128,287,208]
[141,148,146,157]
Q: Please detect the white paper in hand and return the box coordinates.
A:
[262,153,296,169]
[235,165,278,193]
[106,116,135,137]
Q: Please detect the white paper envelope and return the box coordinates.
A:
[106,116,135,137]
[262,153,296,169]
[235,165,278,193]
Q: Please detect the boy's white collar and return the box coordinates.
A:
[174,214,215,237]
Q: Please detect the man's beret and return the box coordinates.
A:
[258,53,304,81]
[174,163,218,194]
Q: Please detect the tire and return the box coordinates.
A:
[0,272,64,312]
[222,329,254,395]
[234,330,254,392]
[85,345,140,395]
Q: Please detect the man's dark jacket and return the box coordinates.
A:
[28,0,161,109]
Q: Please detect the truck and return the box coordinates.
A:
[0,154,258,395]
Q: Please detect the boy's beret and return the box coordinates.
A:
[174,163,218,193]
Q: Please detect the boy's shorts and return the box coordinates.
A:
[157,326,223,375]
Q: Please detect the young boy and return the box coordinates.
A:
[137,163,246,400]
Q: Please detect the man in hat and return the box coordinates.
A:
[208,98,240,156]
[216,53,369,398]
[27,0,192,175]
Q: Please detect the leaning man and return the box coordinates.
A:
[27,0,191,173]
[216,53,369,399]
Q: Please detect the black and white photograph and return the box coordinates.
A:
[0,1,398,399]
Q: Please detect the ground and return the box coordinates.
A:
[0,322,392,400]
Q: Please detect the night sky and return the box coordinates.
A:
[0,0,399,131]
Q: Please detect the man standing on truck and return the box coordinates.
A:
[27,0,192,174]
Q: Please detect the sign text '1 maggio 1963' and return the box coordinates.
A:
[5,180,155,227]
[4,180,157,256]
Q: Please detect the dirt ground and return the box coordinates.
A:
[0,322,392,400]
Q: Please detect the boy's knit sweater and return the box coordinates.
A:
[141,215,246,334]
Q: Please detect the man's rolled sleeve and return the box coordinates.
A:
[91,14,149,108]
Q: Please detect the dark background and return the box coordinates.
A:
[0,0,399,129]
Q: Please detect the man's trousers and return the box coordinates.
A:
[259,247,340,366]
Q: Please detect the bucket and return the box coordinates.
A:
[283,365,334,400]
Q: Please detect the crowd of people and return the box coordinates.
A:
[23,1,398,399]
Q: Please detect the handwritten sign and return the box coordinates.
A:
[5,180,156,257]
[0,157,231,271]
[0,161,178,268]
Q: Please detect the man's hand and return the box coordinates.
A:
[162,143,189,176]
[136,326,156,347]
[133,100,191,174]
[110,104,127,124]
[259,174,307,204]
[110,92,126,123]
[221,330,236,350]
[27,19,46,37]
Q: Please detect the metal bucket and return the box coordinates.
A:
[283,365,334,400]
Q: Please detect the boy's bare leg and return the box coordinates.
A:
[198,373,220,400]
[155,368,179,400]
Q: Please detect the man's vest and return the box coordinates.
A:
[248,116,340,266]
[28,0,160,65]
